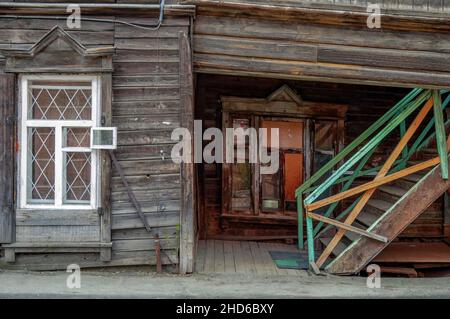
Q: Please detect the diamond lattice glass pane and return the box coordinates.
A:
[29,81,92,120]
[64,127,90,148]
[28,127,55,202]
[65,152,91,203]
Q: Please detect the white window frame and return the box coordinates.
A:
[18,74,102,210]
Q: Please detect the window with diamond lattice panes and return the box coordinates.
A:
[20,76,100,209]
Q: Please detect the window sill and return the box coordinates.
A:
[2,242,112,249]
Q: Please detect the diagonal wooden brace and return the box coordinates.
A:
[307,212,388,243]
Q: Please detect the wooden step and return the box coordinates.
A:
[420,148,438,154]
[375,185,407,203]
[403,173,427,183]
[377,186,443,212]
[366,199,391,215]
[319,237,347,257]
[344,229,361,243]
[356,210,380,227]
[413,148,439,161]
[392,173,426,189]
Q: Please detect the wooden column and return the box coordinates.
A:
[100,73,112,261]
[0,74,15,245]
[179,31,196,274]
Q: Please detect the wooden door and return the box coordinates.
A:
[260,118,304,216]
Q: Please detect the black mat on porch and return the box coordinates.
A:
[269,251,310,270]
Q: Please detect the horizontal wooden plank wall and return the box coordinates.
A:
[3,0,179,3]
[292,0,449,12]
[0,14,190,268]
[192,11,450,88]
[184,0,450,13]
[3,0,449,13]
[110,16,189,267]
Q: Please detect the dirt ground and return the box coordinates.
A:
[0,269,449,298]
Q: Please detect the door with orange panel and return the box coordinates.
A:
[260,119,304,216]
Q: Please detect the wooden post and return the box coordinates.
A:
[100,73,112,262]
[179,31,196,274]
[306,213,315,264]
[0,74,15,245]
[444,192,450,244]
[297,194,304,249]
[433,90,448,180]
[399,120,407,169]
[155,234,162,273]
[299,119,313,250]
[4,248,15,263]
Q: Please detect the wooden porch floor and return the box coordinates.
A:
[195,240,307,275]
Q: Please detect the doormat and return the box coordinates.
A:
[269,251,310,270]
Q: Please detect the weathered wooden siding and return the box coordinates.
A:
[0,14,191,268]
[110,16,190,266]
[192,8,450,88]
[184,0,450,13]
[286,0,450,12]
[0,74,14,244]
[2,0,179,3]
[4,0,450,13]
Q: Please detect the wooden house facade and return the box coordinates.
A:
[0,1,449,275]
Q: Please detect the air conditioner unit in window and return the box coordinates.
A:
[90,127,117,150]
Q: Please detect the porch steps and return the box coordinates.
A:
[314,141,448,274]
[304,97,450,275]
[323,154,450,274]
[319,237,347,257]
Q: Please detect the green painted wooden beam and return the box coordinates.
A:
[399,120,408,169]
[305,90,431,205]
[407,94,450,160]
[311,149,376,238]
[297,88,425,251]
[302,94,449,248]
[297,194,304,249]
[306,216,315,264]
[299,89,448,266]
[433,90,449,180]
[295,88,423,198]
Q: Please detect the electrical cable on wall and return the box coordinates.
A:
[1,0,166,31]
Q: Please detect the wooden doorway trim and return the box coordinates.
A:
[220,85,348,224]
